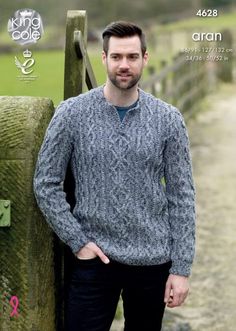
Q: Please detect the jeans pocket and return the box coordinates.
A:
[75,256,101,266]
[72,256,104,283]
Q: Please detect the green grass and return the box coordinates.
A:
[0,49,107,106]
[0,50,64,106]
[157,10,236,32]
[0,49,105,106]
[0,48,159,106]
[88,49,106,85]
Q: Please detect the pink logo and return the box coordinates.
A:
[0,294,19,318]
[10,296,19,317]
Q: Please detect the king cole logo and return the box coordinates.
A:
[8,8,43,81]
[8,8,44,46]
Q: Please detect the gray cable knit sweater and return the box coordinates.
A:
[33,86,195,276]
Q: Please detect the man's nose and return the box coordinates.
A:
[119,57,130,69]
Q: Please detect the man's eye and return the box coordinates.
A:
[111,55,119,60]
[129,55,139,60]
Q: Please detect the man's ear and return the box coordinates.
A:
[143,52,149,66]
[102,51,107,65]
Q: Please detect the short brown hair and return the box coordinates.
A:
[102,21,147,56]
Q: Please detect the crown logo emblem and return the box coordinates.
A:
[23,49,32,58]
[15,49,35,76]
[20,10,32,17]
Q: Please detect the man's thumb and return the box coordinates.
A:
[164,280,171,303]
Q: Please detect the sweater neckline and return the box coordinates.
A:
[97,85,144,110]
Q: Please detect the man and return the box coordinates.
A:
[34,21,195,331]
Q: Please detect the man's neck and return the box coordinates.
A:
[103,81,139,107]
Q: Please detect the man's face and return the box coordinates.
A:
[102,35,148,90]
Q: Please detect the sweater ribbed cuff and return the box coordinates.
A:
[67,234,89,255]
[169,260,192,277]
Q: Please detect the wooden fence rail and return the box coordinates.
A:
[141,52,213,119]
[64,10,97,100]
[141,29,234,119]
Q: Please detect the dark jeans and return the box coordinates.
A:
[65,256,171,331]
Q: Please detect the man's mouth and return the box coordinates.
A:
[117,73,131,77]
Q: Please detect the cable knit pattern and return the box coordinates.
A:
[33,86,195,276]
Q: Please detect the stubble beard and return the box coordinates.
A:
[108,70,142,90]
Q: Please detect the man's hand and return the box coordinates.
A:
[164,274,189,308]
[75,242,110,264]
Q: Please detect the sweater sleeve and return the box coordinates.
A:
[33,100,88,253]
[163,108,196,276]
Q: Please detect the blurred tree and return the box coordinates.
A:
[0,0,234,28]
[193,0,203,9]
[202,0,233,6]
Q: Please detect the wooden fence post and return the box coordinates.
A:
[64,10,88,99]
[63,11,97,330]
[147,66,156,96]
[217,29,233,82]
[160,60,167,97]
